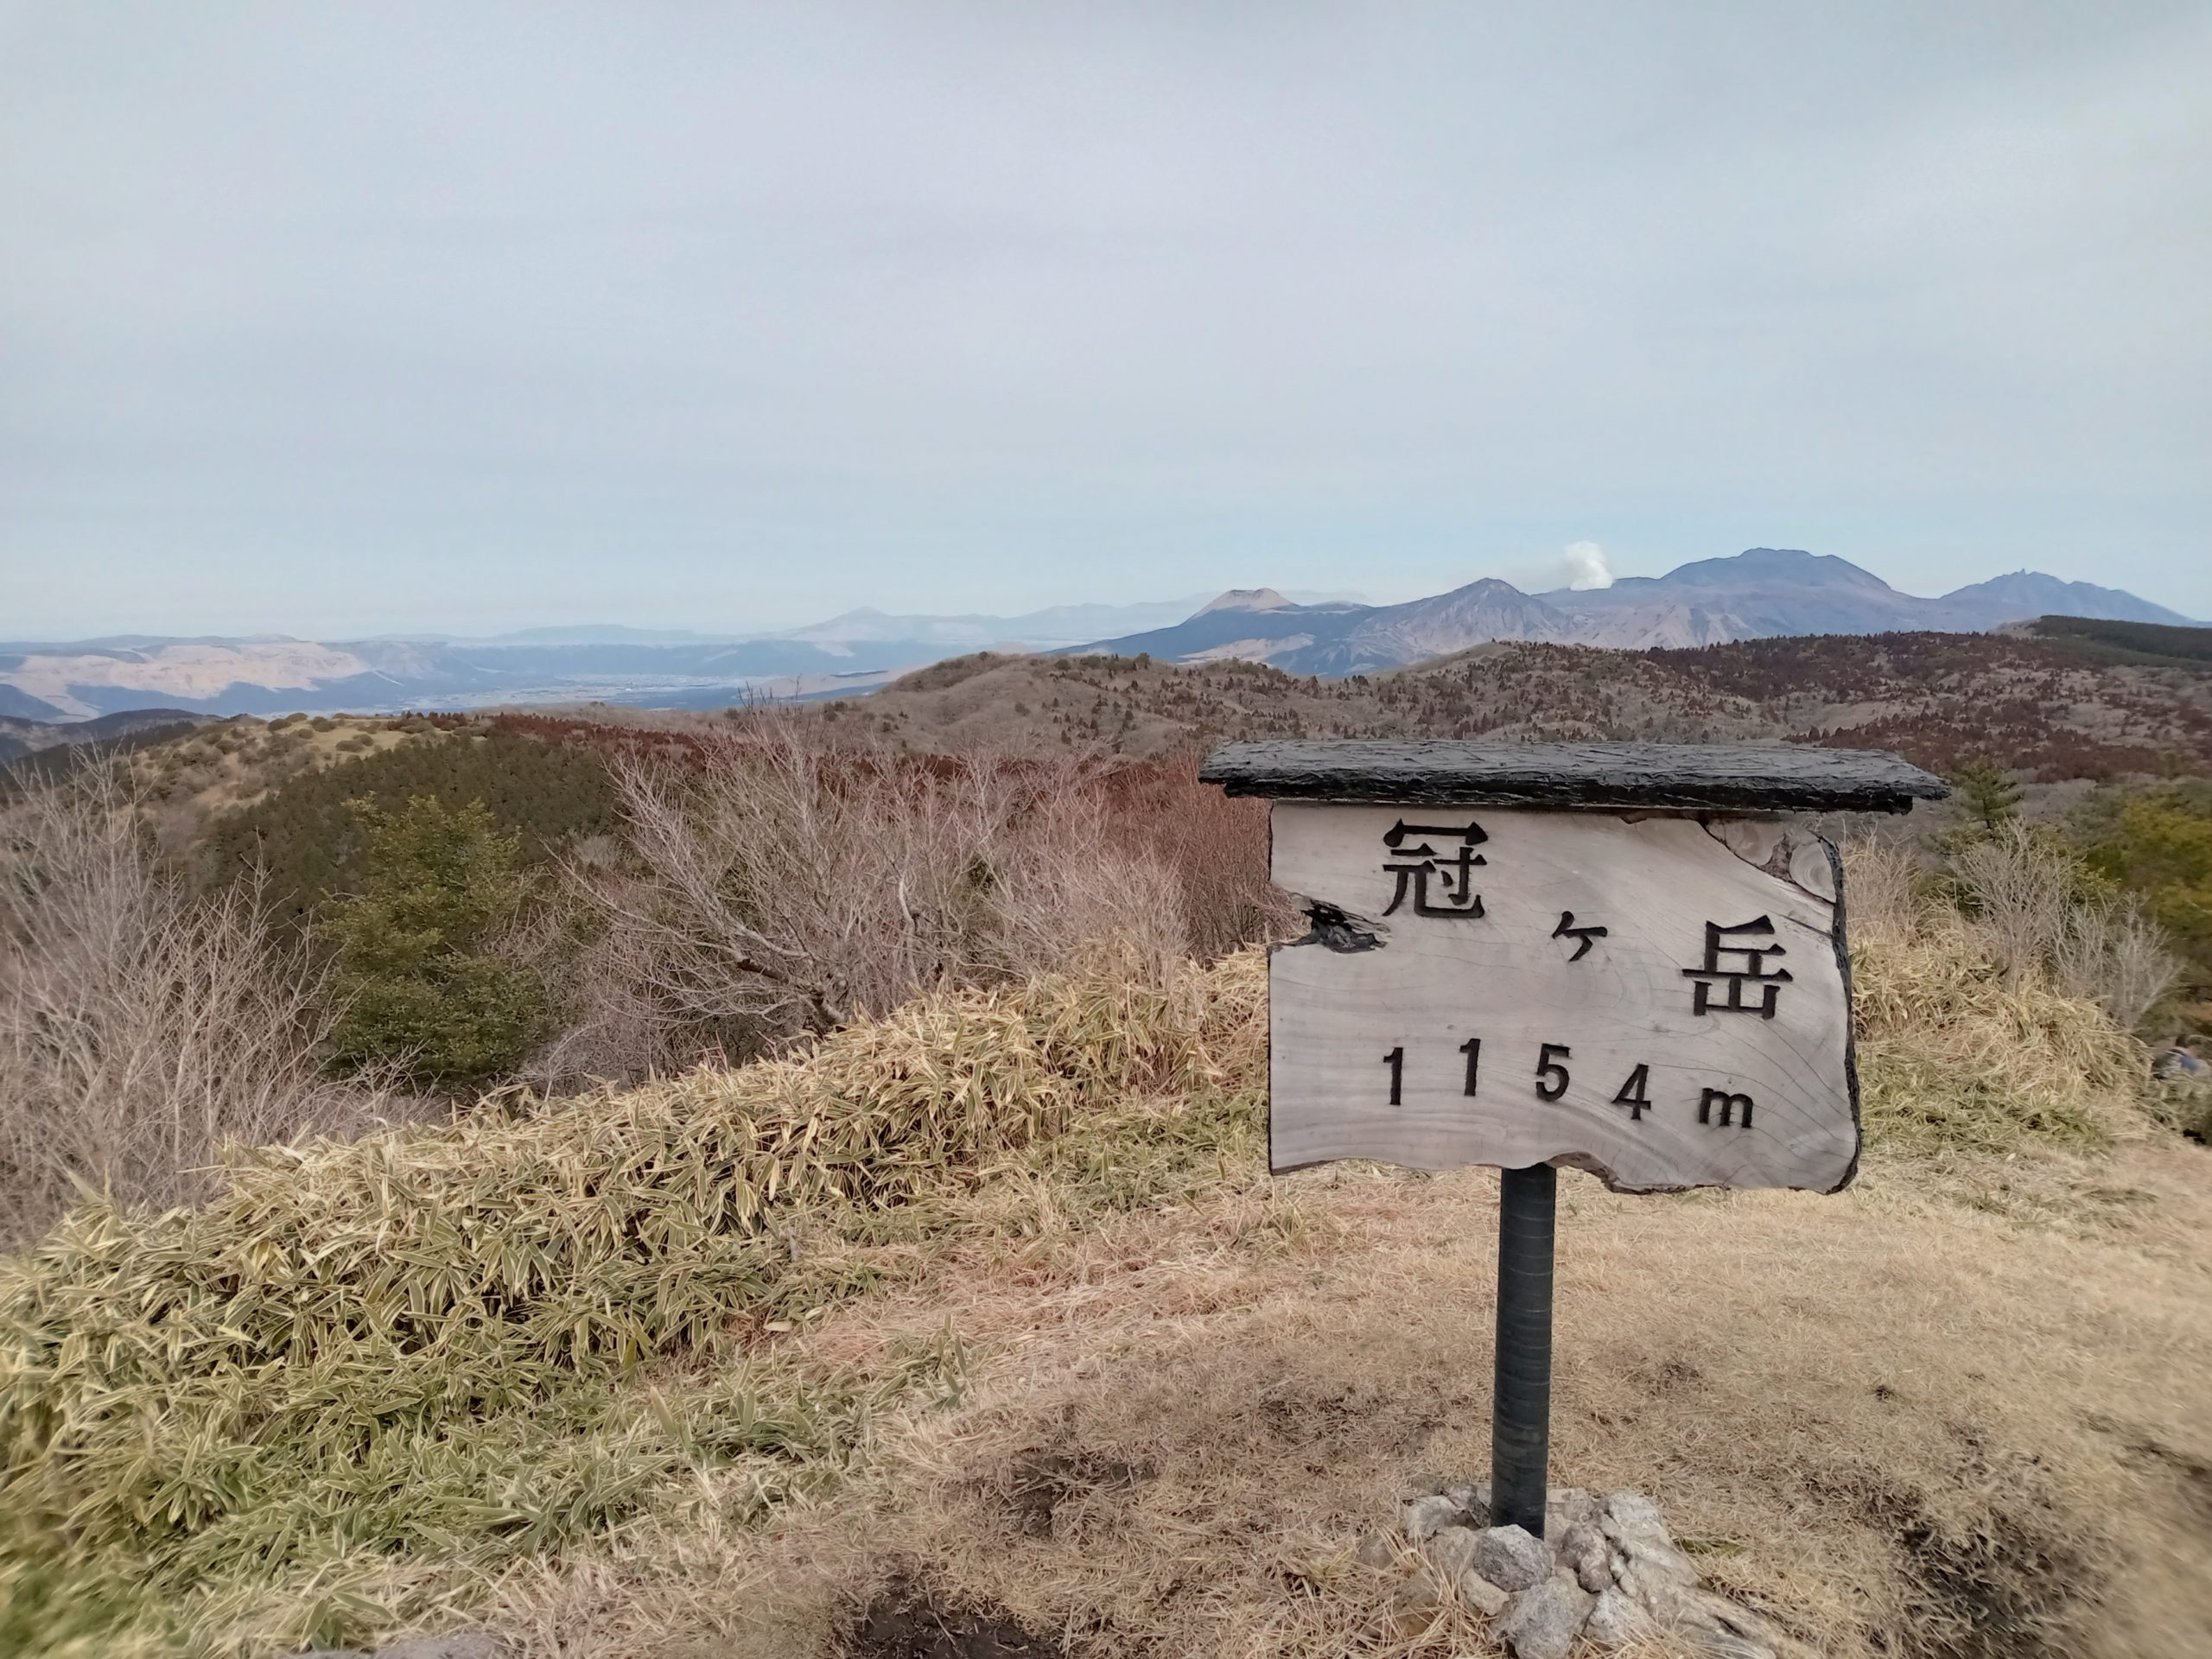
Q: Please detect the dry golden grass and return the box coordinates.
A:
[0,950,1267,1655]
[124,712,423,845]
[1854,917,2150,1158]
[476,921,2198,1659]
[490,1139,2212,1659]
[1,908,2196,1657]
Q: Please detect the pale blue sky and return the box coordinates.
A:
[3,2,2208,639]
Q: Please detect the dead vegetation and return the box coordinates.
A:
[1845,838,2158,1159]
[485,1130,2212,1659]
[849,634,2212,784]
[474,854,2197,1659]
[0,769,410,1241]
[120,710,426,850]
[0,870,2195,1656]
[0,950,1268,1655]
[573,728,1196,1064]
[0,721,2202,1656]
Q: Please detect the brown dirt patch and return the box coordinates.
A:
[848,1581,1065,1659]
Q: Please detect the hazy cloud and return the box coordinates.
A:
[1,3,2206,635]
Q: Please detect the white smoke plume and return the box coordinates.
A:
[1561,540,1613,590]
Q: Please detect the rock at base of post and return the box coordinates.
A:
[1497,1570,1595,1659]
[1391,1479,1812,1659]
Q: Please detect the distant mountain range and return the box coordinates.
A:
[0,551,2193,719]
[1072,550,2198,673]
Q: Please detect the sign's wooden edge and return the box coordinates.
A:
[1265,798,1280,1181]
[1259,808,1864,1195]
[1826,834,1864,1194]
[1201,740,1948,817]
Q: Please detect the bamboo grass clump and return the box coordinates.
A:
[0,948,1268,1614]
[1852,920,2148,1155]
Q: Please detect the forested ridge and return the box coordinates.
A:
[846,627,2212,782]
[199,721,618,927]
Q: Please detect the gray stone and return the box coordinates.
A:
[1584,1586,1655,1649]
[1615,1570,1706,1636]
[1384,1567,1446,1639]
[1546,1486,1600,1535]
[1198,739,1947,815]
[1604,1565,1789,1659]
[1495,1571,1594,1659]
[1557,1520,1612,1593]
[1611,1529,1701,1598]
[1600,1490,1672,1538]
[1457,1569,1510,1618]
[1445,1478,1491,1516]
[1364,1485,1801,1659]
[1672,1588,1791,1659]
[1613,1548,1702,1616]
[1600,1489,1700,1595]
[372,1638,508,1659]
[1470,1523,1554,1592]
[1403,1493,1468,1541]
[1423,1523,1484,1580]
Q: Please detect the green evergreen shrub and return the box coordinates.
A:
[201,728,614,928]
[325,796,546,1087]
[1950,755,2023,837]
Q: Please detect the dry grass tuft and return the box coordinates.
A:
[1853,920,2148,1157]
[1843,837,2156,1159]
[0,950,1267,1655]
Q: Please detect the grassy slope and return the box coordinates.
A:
[853,636,2212,782]
[518,1135,2209,1659]
[120,713,434,853]
[2,913,2197,1658]
[0,953,1269,1656]
[500,921,2203,1659]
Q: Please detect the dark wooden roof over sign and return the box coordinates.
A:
[1198,740,1948,815]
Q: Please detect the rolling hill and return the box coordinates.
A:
[851,623,2212,784]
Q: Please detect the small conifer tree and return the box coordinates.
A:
[326,795,544,1087]
[1952,756,2023,837]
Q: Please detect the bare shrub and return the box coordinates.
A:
[1838,836,1924,944]
[569,725,1194,1071]
[1947,824,2181,1032]
[1948,825,2082,985]
[2050,889,2179,1034]
[1109,744,1298,959]
[0,767,400,1242]
[986,785,1192,988]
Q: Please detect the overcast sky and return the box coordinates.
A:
[3,2,2208,639]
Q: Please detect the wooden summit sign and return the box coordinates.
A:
[1199,741,1947,1540]
[1274,808,1853,1192]
[1200,741,1947,1193]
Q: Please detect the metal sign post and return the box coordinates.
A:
[1491,1162,1555,1534]
[1198,741,1944,1539]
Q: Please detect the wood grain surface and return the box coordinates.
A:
[1268,804,1858,1192]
